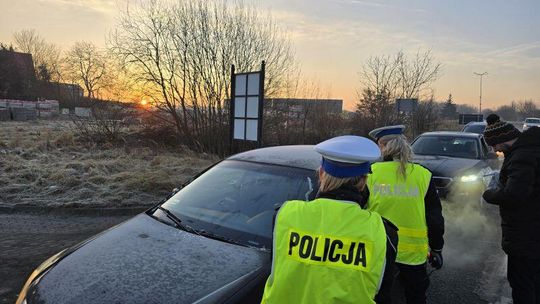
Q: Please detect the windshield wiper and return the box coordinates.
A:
[156,206,251,248]
[156,206,200,235]
[196,229,249,247]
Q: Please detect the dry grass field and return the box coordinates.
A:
[0,120,216,208]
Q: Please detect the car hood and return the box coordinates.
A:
[413,155,484,177]
[27,214,269,304]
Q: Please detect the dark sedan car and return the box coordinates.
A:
[17,146,321,304]
[411,132,500,199]
[460,121,486,134]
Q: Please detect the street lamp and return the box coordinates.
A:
[473,72,488,114]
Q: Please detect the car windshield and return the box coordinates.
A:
[160,160,316,249]
[462,124,486,134]
[525,118,540,123]
[412,135,479,159]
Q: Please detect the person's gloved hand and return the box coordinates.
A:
[482,189,499,205]
[428,249,443,269]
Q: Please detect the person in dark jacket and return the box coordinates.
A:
[482,113,540,304]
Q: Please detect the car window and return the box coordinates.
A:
[462,124,486,134]
[525,118,540,123]
[162,160,317,249]
[412,136,479,159]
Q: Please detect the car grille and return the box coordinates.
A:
[433,176,453,188]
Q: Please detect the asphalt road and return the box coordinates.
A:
[1,203,510,304]
[422,201,512,304]
[0,211,133,304]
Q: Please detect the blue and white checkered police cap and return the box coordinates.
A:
[314,135,381,178]
[368,125,406,141]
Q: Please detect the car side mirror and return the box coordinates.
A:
[487,152,498,159]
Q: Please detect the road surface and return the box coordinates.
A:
[422,201,512,304]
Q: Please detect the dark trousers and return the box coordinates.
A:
[507,255,540,304]
[397,262,429,304]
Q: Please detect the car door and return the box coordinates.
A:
[238,168,317,303]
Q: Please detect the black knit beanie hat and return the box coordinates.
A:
[483,114,521,146]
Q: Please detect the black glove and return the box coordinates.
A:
[429,249,443,269]
[482,189,499,205]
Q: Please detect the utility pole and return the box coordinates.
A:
[473,72,488,114]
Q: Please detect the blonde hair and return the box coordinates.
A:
[318,169,366,193]
[379,134,413,179]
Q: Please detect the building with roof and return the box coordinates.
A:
[0,50,36,99]
[265,98,343,116]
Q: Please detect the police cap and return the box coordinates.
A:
[368,125,406,141]
[314,135,381,178]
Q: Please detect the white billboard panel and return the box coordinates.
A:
[235,74,247,96]
[247,73,260,95]
[234,97,246,117]
[234,119,245,140]
[246,97,259,118]
[246,120,258,141]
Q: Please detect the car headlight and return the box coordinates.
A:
[460,174,479,182]
[16,249,67,304]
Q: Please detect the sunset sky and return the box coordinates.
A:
[1,0,539,110]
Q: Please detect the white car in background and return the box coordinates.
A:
[523,118,540,131]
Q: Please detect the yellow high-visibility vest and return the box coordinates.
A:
[367,161,431,265]
[261,198,387,304]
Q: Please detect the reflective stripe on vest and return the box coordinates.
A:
[261,198,387,304]
[367,162,431,265]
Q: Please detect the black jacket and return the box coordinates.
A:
[317,184,398,304]
[424,178,445,250]
[483,126,540,258]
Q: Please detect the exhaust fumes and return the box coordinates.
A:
[441,184,500,268]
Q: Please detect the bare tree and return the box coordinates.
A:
[72,101,133,143]
[410,98,441,137]
[397,50,442,99]
[359,54,400,98]
[354,88,396,134]
[355,50,442,133]
[109,0,297,154]
[13,29,62,82]
[104,57,139,103]
[64,41,108,99]
[494,102,519,121]
[354,53,401,133]
[516,100,538,120]
[264,78,341,145]
[291,79,328,142]
[457,103,478,114]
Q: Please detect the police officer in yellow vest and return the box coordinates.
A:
[261,136,398,304]
[367,125,445,304]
